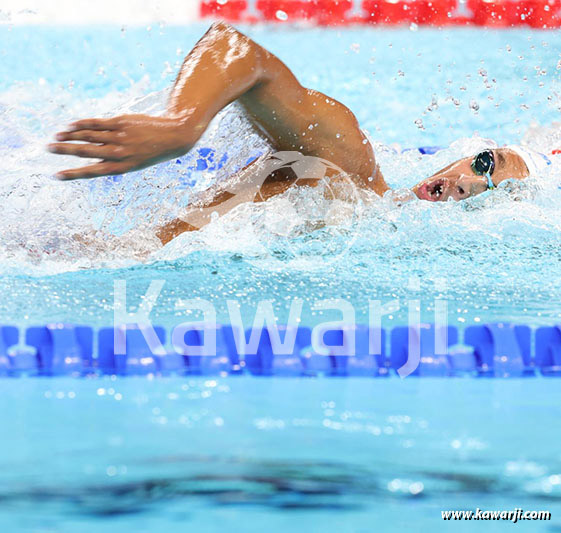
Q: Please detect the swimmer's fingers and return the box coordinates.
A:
[56,161,126,180]
[55,130,116,144]
[48,142,125,160]
[66,118,120,131]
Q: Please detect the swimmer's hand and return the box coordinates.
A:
[48,114,195,180]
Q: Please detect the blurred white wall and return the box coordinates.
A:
[0,0,201,24]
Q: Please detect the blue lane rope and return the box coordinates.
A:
[0,322,559,377]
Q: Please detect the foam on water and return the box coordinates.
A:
[3,81,561,279]
[0,82,271,273]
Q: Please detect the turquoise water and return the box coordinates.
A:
[1,377,560,532]
[2,23,561,532]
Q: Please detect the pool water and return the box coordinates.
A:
[2,22,561,532]
[1,377,560,533]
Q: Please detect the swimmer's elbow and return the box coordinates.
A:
[207,20,235,35]
[206,21,270,85]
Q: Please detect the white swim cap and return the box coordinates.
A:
[505,145,551,177]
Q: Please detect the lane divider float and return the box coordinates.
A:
[1,322,560,377]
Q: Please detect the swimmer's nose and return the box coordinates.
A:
[453,175,488,200]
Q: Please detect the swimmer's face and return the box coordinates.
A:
[412,148,529,202]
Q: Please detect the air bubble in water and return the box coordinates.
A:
[276,10,288,21]
[469,99,480,113]
[414,119,425,130]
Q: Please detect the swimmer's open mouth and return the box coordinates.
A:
[416,178,448,202]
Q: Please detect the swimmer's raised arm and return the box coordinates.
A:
[49,22,388,194]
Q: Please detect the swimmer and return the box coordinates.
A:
[48,22,549,244]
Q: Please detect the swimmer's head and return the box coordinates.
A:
[412,147,530,202]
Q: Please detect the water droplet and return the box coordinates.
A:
[427,95,438,112]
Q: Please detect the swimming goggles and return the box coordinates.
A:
[471,149,496,190]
